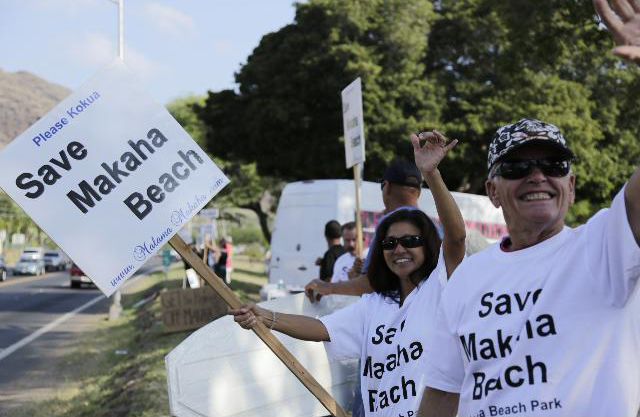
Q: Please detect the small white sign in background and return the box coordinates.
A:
[0,60,229,296]
[199,208,219,219]
[11,233,25,246]
[341,77,366,168]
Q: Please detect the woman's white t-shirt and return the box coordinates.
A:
[320,253,447,417]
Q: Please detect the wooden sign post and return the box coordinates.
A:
[169,235,347,417]
[341,77,366,257]
[353,163,364,258]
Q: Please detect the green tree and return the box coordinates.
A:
[0,192,55,248]
[167,96,280,242]
[197,0,442,182]
[166,96,208,149]
[195,0,639,228]
[426,0,640,223]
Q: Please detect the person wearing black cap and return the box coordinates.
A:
[317,220,347,282]
[419,13,640,412]
[304,148,429,300]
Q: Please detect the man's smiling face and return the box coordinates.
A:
[485,143,575,238]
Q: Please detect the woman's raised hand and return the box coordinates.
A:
[411,130,458,174]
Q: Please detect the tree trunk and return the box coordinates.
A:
[241,201,272,244]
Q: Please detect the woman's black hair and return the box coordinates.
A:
[367,209,441,302]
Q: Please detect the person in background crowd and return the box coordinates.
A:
[330,221,363,283]
[182,242,204,288]
[213,238,229,284]
[224,236,233,283]
[230,131,466,416]
[419,8,640,411]
[317,220,347,282]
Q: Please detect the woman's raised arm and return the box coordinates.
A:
[411,131,466,277]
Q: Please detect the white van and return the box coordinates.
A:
[265,179,507,293]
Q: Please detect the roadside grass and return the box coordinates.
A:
[5,255,267,417]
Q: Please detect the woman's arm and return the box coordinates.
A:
[228,303,330,342]
[418,387,459,417]
[304,274,373,303]
[412,131,466,277]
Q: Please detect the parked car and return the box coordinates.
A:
[44,250,68,271]
[20,247,44,260]
[0,254,8,282]
[69,262,93,288]
[14,256,45,276]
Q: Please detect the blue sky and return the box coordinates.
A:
[0,0,299,104]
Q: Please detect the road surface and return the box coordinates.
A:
[0,255,163,414]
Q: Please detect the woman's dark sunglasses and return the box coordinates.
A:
[493,158,570,180]
[381,235,424,251]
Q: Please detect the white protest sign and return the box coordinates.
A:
[0,60,229,296]
[341,77,365,168]
[178,227,194,245]
[11,233,25,245]
[198,224,215,247]
[199,208,219,218]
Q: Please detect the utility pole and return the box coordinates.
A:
[106,0,124,321]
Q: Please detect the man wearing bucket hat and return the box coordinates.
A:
[417,2,640,414]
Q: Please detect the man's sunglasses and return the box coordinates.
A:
[381,235,424,251]
[492,158,570,180]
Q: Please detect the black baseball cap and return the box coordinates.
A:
[382,160,422,189]
[487,118,575,170]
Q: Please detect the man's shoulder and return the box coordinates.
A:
[324,245,346,257]
[460,243,496,266]
[335,251,353,263]
[445,244,497,286]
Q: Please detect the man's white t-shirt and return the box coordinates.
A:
[332,249,369,283]
[423,186,640,417]
[320,251,447,417]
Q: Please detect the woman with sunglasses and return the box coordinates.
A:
[228,130,466,417]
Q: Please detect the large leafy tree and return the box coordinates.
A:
[196,0,639,228]
[197,0,441,182]
[167,97,280,242]
[426,0,640,223]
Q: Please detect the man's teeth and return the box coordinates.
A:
[523,192,551,201]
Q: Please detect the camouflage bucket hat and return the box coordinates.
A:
[487,118,575,170]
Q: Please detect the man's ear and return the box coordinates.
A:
[568,173,576,204]
[381,180,390,195]
[485,179,501,208]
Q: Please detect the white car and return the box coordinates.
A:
[44,250,68,271]
[14,257,45,276]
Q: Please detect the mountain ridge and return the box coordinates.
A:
[0,69,71,148]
